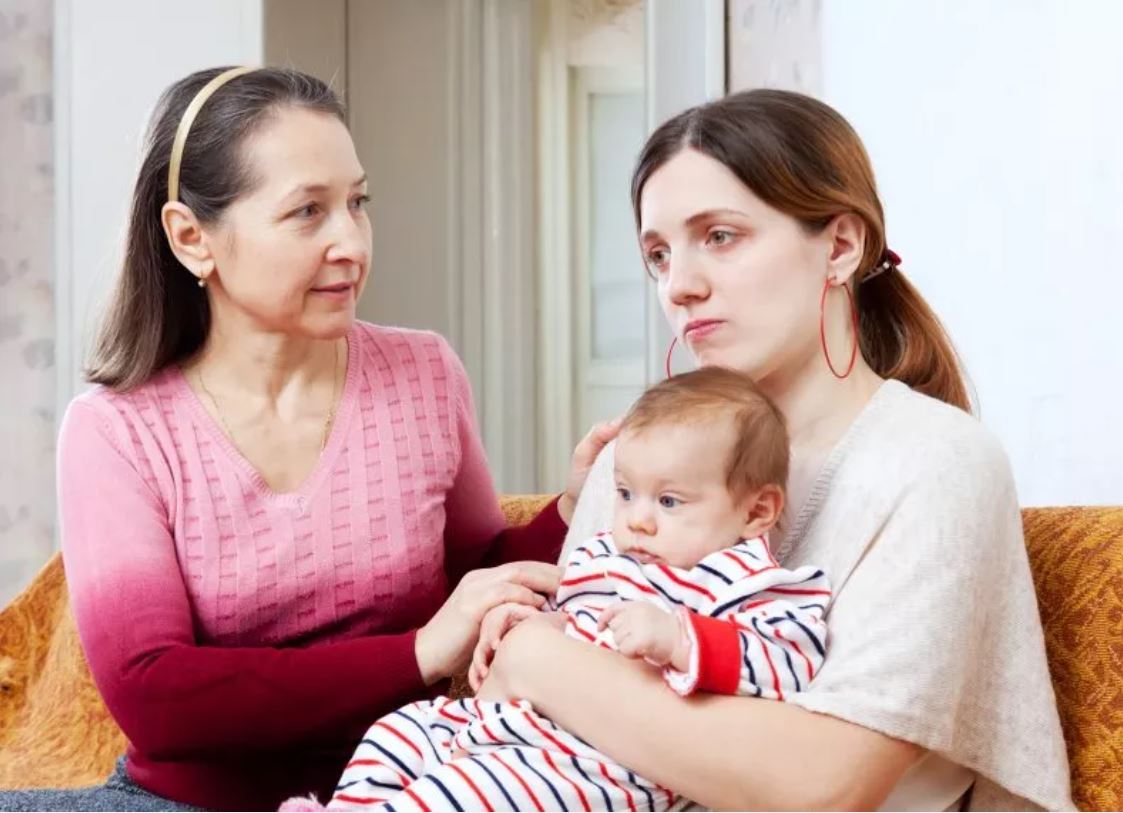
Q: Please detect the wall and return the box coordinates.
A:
[0,0,55,606]
[729,0,1123,506]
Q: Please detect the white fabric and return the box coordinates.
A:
[564,379,1073,811]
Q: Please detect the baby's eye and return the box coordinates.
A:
[658,495,680,509]
[616,487,632,502]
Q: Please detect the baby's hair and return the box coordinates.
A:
[621,367,789,500]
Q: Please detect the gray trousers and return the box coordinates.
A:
[0,758,201,812]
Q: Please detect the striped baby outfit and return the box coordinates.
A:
[318,533,830,811]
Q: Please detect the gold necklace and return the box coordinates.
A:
[197,340,341,452]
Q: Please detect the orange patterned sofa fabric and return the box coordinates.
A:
[1022,507,1123,812]
[1,500,1120,810]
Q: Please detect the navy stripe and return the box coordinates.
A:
[739,631,762,697]
[798,602,826,614]
[499,718,535,747]
[394,709,441,762]
[571,757,613,811]
[431,721,457,737]
[695,562,733,585]
[336,780,359,791]
[384,803,395,812]
[618,557,684,607]
[711,590,758,616]
[463,725,481,747]
[574,608,600,627]
[469,756,520,811]
[514,747,568,810]
[781,646,801,691]
[424,773,465,811]
[362,778,412,793]
[597,538,612,556]
[557,589,619,607]
[771,610,825,657]
[627,769,656,811]
[361,739,418,781]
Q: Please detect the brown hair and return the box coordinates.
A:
[631,89,971,412]
[622,367,789,500]
[86,67,346,391]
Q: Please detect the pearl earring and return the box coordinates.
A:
[197,277,207,288]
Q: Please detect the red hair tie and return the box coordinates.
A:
[865,248,901,283]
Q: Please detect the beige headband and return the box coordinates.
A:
[166,66,255,203]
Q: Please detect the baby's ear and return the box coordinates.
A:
[740,484,785,539]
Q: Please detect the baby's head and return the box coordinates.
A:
[612,367,789,569]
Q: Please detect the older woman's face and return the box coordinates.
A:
[639,148,832,385]
[204,108,371,340]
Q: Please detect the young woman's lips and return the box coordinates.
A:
[683,319,724,344]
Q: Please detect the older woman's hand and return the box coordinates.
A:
[473,609,566,702]
[415,561,561,685]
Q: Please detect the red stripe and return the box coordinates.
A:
[744,625,783,700]
[559,572,605,587]
[480,720,502,744]
[541,749,592,811]
[607,570,659,595]
[570,623,598,643]
[764,587,831,597]
[722,550,755,574]
[658,565,716,601]
[438,704,471,724]
[739,598,773,611]
[775,627,815,681]
[598,761,637,812]
[344,758,409,787]
[334,792,385,805]
[374,720,424,760]
[448,761,495,812]
[403,785,432,811]
[522,711,576,756]
[492,752,545,811]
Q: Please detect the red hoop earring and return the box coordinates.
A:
[665,336,677,379]
[819,277,859,379]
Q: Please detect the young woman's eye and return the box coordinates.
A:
[707,229,734,247]
[350,194,372,211]
[658,495,680,509]
[644,248,669,271]
[617,487,632,502]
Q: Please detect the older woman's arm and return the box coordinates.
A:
[479,614,919,811]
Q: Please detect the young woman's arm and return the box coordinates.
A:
[480,614,920,811]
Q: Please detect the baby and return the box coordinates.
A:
[286,367,830,812]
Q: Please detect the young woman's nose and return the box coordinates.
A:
[665,250,710,307]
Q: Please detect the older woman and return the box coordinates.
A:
[0,67,611,812]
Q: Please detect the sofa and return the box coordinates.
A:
[1,498,1120,810]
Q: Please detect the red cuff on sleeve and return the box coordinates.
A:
[688,613,742,695]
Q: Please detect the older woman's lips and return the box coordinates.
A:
[311,282,355,300]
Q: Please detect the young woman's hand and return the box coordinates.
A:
[558,417,622,523]
[415,561,561,685]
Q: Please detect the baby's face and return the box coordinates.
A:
[612,420,755,569]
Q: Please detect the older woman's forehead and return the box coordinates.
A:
[242,107,364,195]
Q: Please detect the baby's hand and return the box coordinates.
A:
[468,602,540,692]
[597,602,690,671]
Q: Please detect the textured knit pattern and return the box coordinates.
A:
[566,380,1077,812]
[307,532,829,812]
[41,323,566,811]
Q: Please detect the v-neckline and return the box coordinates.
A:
[774,379,904,561]
[174,328,360,509]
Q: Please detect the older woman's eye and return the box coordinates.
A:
[293,202,321,219]
[350,194,371,211]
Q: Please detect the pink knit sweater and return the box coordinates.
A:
[57,322,565,810]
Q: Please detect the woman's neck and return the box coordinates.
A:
[764,357,884,460]
[185,318,343,408]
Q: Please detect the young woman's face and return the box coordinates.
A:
[204,108,371,339]
[639,148,833,385]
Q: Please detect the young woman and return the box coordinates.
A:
[477,90,1072,811]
